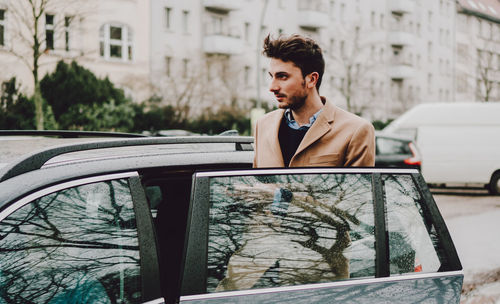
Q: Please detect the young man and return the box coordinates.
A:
[253,34,375,168]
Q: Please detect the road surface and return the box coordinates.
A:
[433,188,500,304]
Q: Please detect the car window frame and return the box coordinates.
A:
[180,168,462,299]
[0,171,162,303]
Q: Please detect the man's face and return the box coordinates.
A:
[268,58,307,110]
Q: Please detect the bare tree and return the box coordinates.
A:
[476,47,497,102]
[328,24,384,115]
[4,0,89,129]
[153,55,248,120]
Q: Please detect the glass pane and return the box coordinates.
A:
[377,137,409,155]
[207,173,375,292]
[383,174,442,275]
[110,26,122,40]
[100,41,105,57]
[45,14,54,25]
[0,179,141,303]
[46,30,54,50]
[110,44,122,58]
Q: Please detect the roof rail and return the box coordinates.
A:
[0,130,147,138]
[0,136,254,182]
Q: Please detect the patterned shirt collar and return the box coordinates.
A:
[284,108,323,130]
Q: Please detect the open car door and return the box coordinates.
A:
[180,168,463,303]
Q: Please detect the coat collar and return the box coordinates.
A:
[292,98,336,159]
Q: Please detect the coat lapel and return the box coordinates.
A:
[292,101,336,159]
[266,110,286,166]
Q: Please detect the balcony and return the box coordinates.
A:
[388,58,415,80]
[297,10,329,29]
[203,0,243,12]
[388,29,414,47]
[388,0,415,15]
[203,35,244,55]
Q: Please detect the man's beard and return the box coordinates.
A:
[285,80,308,110]
[288,93,307,110]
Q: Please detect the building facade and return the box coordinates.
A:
[0,0,151,102]
[1,0,499,122]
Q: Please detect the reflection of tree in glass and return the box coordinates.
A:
[382,174,442,274]
[0,179,141,304]
[208,174,375,292]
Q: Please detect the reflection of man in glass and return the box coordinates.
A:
[215,185,351,292]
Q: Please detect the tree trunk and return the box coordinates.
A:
[34,83,44,130]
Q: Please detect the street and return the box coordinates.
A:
[432,188,500,304]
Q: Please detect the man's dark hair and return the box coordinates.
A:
[263,34,325,91]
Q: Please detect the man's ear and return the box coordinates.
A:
[306,72,319,89]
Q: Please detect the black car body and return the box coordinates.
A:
[0,133,461,304]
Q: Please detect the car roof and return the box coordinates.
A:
[0,135,254,207]
[374,131,413,141]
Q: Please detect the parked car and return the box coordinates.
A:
[375,132,421,170]
[0,132,462,303]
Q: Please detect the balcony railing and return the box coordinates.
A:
[388,31,414,46]
[203,34,244,55]
[388,64,415,80]
[297,10,329,29]
[297,0,327,11]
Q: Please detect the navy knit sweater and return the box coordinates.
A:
[278,117,308,167]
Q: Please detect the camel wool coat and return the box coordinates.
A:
[253,99,375,167]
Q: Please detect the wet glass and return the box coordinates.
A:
[0,179,141,303]
[383,174,442,275]
[206,173,376,292]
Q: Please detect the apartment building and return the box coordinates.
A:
[0,0,151,102]
[455,0,500,102]
[1,0,498,121]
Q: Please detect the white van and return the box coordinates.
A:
[382,102,500,194]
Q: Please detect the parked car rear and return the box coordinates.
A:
[375,132,421,170]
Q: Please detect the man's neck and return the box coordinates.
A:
[291,93,324,126]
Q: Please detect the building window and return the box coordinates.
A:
[211,15,224,35]
[182,10,189,33]
[165,7,172,30]
[182,58,189,78]
[427,73,433,93]
[64,16,71,52]
[428,41,433,62]
[428,11,433,30]
[45,14,55,50]
[244,66,250,86]
[165,56,171,77]
[329,0,335,19]
[99,24,133,61]
[244,22,250,42]
[0,9,5,46]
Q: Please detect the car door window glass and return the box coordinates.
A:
[383,174,442,275]
[0,179,141,303]
[207,173,375,293]
[377,137,410,155]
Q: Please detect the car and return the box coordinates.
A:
[0,132,462,304]
[375,132,421,170]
